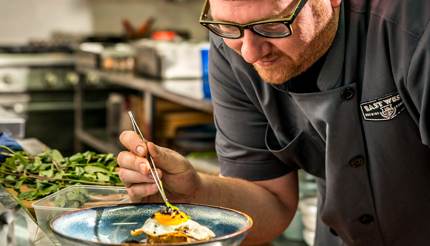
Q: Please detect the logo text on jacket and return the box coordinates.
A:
[360,93,405,121]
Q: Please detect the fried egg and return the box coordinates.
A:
[131,206,215,242]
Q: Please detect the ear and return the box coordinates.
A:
[330,0,341,8]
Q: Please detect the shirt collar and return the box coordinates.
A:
[316,1,346,91]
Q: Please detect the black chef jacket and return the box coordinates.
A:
[208,0,430,245]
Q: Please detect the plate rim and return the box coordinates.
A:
[49,202,253,246]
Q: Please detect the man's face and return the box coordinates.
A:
[209,0,340,84]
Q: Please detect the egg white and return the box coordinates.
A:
[141,217,215,240]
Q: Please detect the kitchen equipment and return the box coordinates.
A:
[134,40,203,79]
[50,203,253,245]
[106,93,126,138]
[100,44,135,72]
[200,44,210,99]
[0,107,25,139]
[0,44,108,154]
[76,43,102,70]
[77,43,135,72]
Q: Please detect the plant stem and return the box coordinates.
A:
[0,151,15,157]
[0,170,122,186]
[0,145,16,154]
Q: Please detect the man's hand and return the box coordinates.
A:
[117,131,201,202]
[117,131,299,244]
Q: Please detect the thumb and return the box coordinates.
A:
[147,142,190,174]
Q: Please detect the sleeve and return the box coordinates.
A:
[208,35,296,181]
[406,22,430,146]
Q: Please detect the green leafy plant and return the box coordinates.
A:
[0,145,123,201]
[54,188,90,208]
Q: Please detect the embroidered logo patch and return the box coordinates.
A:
[360,93,405,121]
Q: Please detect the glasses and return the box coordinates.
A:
[199,0,308,39]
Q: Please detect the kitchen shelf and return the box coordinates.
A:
[74,68,214,153]
[75,128,122,154]
[77,68,213,113]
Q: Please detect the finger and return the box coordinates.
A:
[118,167,154,187]
[119,130,148,157]
[126,183,159,202]
[139,162,163,181]
[147,142,190,174]
[117,151,148,171]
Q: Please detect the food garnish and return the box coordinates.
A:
[130,205,215,243]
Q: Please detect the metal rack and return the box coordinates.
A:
[74,68,213,154]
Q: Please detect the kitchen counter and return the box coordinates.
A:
[0,186,55,246]
[0,137,55,245]
[0,186,308,246]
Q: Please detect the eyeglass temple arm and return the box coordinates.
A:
[288,0,308,22]
[199,0,210,21]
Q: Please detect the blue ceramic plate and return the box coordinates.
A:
[50,203,253,245]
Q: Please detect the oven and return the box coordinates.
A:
[0,47,107,155]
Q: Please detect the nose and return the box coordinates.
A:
[240,30,269,64]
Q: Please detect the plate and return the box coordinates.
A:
[50,203,253,245]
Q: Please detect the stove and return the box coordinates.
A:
[0,44,76,92]
[0,66,78,94]
[0,45,78,115]
[0,44,107,154]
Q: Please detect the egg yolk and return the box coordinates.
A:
[154,210,189,226]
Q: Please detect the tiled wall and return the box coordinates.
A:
[0,0,92,44]
[0,0,207,44]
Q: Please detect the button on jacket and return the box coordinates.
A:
[208,0,430,245]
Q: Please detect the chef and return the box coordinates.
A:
[117,0,430,245]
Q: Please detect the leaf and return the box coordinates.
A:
[53,170,65,179]
[18,190,39,200]
[5,175,16,182]
[14,179,24,190]
[69,153,83,162]
[58,188,90,207]
[97,173,110,182]
[16,164,24,172]
[83,173,97,181]
[83,151,93,164]
[51,150,64,162]
[84,166,108,174]
[54,196,67,207]
[31,157,42,171]
[39,163,51,170]
[74,166,84,176]
[39,169,54,178]
[104,153,114,162]
[39,184,59,196]
[15,154,29,166]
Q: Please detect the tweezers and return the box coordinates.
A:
[127,111,169,205]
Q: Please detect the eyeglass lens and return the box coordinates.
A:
[206,22,292,38]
